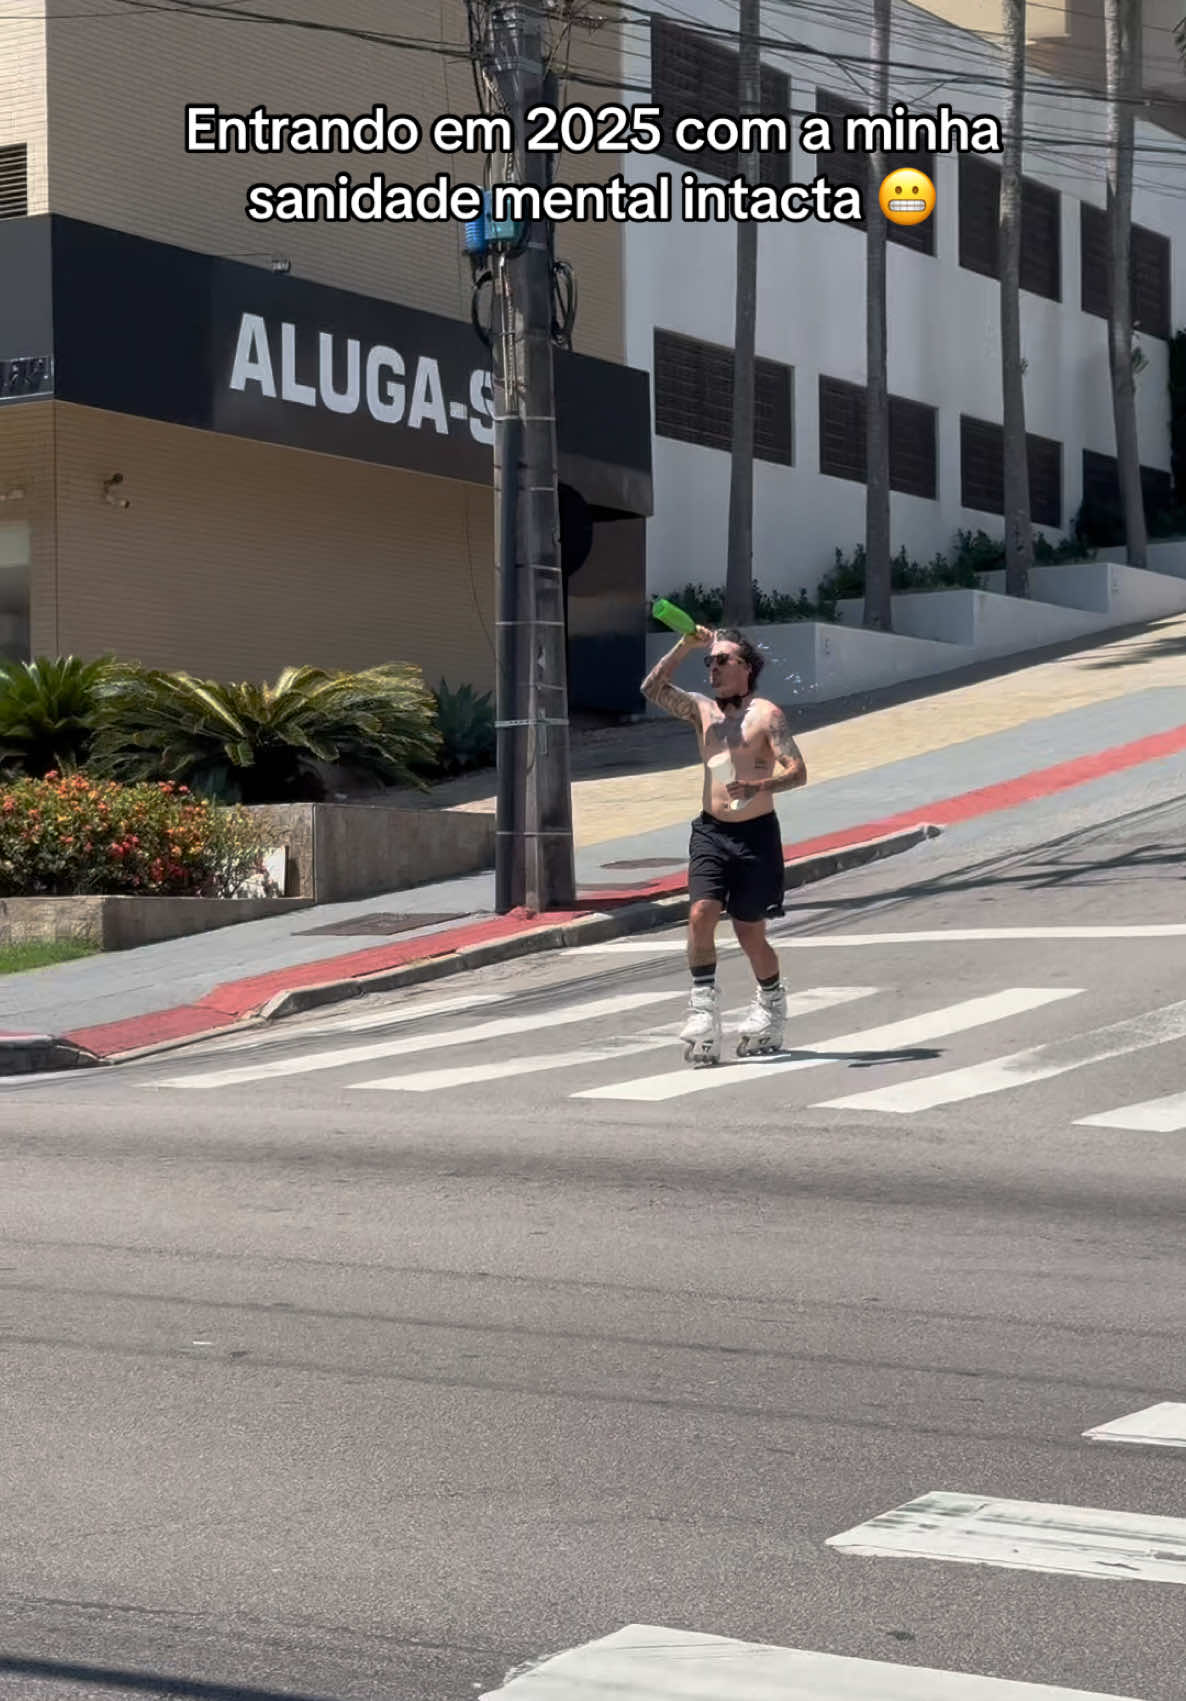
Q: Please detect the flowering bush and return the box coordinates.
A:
[0,773,280,898]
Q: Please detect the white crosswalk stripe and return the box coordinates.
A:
[350,985,882,1093]
[155,990,677,1089]
[352,1034,675,1092]
[562,925,1186,955]
[162,992,513,1059]
[1084,1403,1186,1449]
[478,1622,1143,1698]
[571,988,1081,1103]
[827,1490,1186,1586]
[1074,1088,1186,1132]
[816,998,1186,1114]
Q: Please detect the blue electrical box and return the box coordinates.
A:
[463,189,524,256]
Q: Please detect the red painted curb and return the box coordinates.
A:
[56,720,1186,1060]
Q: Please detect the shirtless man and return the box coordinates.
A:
[641,623,808,1064]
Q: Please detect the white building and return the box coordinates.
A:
[616,0,1186,606]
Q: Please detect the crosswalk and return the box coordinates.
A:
[144,975,1186,1134]
[129,961,1186,1698]
[477,1399,1186,1697]
[477,1623,1145,1699]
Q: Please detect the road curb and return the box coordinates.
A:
[0,1032,103,1076]
[248,822,941,1025]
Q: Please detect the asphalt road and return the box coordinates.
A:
[4,765,1186,1701]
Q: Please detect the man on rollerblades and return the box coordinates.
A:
[640,621,808,1066]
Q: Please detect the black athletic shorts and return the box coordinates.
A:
[688,810,785,923]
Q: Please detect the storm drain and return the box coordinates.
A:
[296,912,469,937]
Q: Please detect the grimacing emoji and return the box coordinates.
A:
[878,166,936,225]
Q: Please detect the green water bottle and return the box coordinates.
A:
[651,597,698,637]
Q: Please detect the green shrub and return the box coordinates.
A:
[423,679,496,777]
[0,771,277,898]
[86,663,443,804]
[658,527,1092,626]
[0,654,115,780]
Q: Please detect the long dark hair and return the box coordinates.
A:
[714,628,764,694]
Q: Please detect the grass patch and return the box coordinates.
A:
[0,939,100,976]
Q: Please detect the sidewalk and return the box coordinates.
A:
[4,610,1186,1072]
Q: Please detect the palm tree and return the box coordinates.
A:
[1104,0,1147,566]
[725,0,761,627]
[863,0,893,631]
[1000,0,1032,599]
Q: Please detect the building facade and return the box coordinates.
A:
[1,0,1183,712]
[0,0,652,713]
[917,0,1186,139]
[625,0,1185,609]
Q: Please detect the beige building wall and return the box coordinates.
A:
[0,0,49,214]
[38,404,497,693]
[911,0,1186,131]
[43,0,624,361]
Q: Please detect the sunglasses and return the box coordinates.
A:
[705,653,742,668]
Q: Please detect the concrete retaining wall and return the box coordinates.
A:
[643,552,1186,715]
[832,587,1111,653]
[978,560,1186,621]
[644,620,980,714]
[0,895,311,951]
[247,802,495,904]
[1095,541,1186,578]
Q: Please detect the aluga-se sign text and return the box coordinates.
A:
[227,312,495,446]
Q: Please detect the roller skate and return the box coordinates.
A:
[680,984,722,1067]
[736,983,787,1058]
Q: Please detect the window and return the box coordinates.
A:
[1028,434,1062,527]
[1132,224,1172,341]
[957,157,1061,300]
[813,90,935,254]
[654,329,793,465]
[0,145,27,219]
[818,376,938,498]
[1080,204,1171,340]
[961,415,1063,526]
[1082,448,1173,520]
[651,18,791,188]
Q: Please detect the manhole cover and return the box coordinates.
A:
[297,912,468,937]
[600,857,685,870]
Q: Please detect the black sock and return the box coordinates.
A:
[692,962,716,987]
[758,971,781,991]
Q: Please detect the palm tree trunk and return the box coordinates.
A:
[725,0,760,627]
[1001,0,1032,599]
[863,0,892,631]
[1105,0,1147,566]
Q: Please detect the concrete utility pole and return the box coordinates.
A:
[489,0,576,915]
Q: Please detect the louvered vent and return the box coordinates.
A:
[0,146,28,219]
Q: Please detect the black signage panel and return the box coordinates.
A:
[209,266,494,486]
[35,216,650,512]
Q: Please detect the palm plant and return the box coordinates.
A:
[1000,0,1033,598]
[87,663,445,803]
[863,0,893,632]
[1104,0,1148,566]
[0,654,115,779]
[430,679,496,776]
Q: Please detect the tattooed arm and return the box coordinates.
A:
[640,626,712,725]
[758,705,808,793]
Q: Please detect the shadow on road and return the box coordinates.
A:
[0,1656,337,1701]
